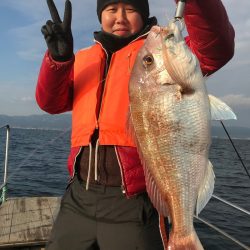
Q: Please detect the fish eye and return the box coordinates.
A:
[143,54,154,68]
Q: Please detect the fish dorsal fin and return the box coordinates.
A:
[209,95,237,120]
[196,161,215,215]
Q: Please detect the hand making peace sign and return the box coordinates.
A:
[41,0,73,61]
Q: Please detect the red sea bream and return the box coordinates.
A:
[128,21,236,250]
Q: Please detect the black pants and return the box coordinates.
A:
[46,177,164,250]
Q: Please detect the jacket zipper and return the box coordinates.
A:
[94,41,110,129]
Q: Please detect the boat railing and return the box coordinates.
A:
[212,194,250,216]
[0,125,10,205]
[195,194,250,250]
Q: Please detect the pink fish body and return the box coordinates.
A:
[128,22,236,249]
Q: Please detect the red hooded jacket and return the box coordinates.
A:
[36,0,234,197]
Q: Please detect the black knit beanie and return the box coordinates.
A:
[97,0,149,23]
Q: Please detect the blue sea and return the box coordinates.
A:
[0,127,249,250]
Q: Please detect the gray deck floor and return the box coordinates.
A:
[0,197,61,249]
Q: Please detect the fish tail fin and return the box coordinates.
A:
[167,230,204,250]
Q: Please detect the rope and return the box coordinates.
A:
[0,185,7,205]
[85,142,93,190]
[0,183,4,190]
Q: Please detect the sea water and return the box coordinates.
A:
[0,128,249,249]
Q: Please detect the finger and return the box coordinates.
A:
[63,0,72,30]
[45,35,53,44]
[41,25,49,37]
[51,23,64,35]
[47,0,62,23]
[41,26,53,43]
[46,20,54,35]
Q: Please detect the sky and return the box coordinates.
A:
[0,0,249,127]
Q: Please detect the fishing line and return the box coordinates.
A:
[220,121,250,181]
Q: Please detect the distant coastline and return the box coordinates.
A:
[0,114,71,131]
[1,114,250,139]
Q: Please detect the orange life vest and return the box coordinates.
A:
[71,38,145,147]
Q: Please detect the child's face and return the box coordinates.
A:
[101,3,144,37]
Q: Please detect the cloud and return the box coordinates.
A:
[148,0,175,24]
[221,95,250,108]
[5,0,250,64]
[0,0,47,21]
[8,21,46,62]
[20,96,34,102]
[219,94,250,127]
[0,82,40,116]
[17,49,45,62]
[4,0,100,61]
[221,0,250,69]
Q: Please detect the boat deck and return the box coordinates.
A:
[0,197,61,249]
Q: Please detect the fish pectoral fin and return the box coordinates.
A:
[209,95,237,120]
[196,160,215,215]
